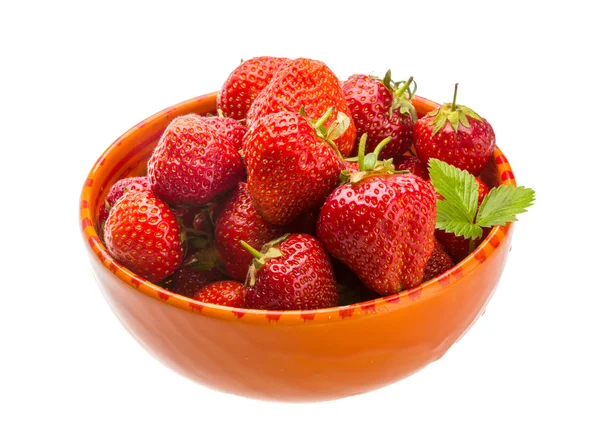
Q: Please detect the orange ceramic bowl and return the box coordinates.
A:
[80,92,517,402]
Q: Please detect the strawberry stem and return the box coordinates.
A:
[357,133,368,171]
[451,83,459,112]
[315,106,335,128]
[394,76,414,98]
[240,240,263,259]
[372,137,392,160]
[468,238,476,254]
[362,137,393,171]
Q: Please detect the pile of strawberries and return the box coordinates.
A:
[99,56,534,310]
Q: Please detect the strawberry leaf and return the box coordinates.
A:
[476,185,536,227]
[436,200,484,239]
[459,105,483,121]
[399,100,418,122]
[382,69,392,89]
[327,112,350,141]
[429,158,479,223]
[429,158,535,240]
[431,114,448,135]
[447,111,460,131]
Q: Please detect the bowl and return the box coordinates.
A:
[80,92,517,402]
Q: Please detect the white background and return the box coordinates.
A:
[1,1,599,441]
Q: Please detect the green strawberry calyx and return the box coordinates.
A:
[427,83,483,136]
[182,248,218,271]
[373,70,418,122]
[299,106,348,159]
[175,208,214,257]
[428,158,536,251]
[341,134,401,184]
[241,234,290,286]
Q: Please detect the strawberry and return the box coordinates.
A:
[191,280,245,308]
[147,115,244,206]
[421,240,454,283]
[343,160,360,173]
[213,182,286,281]
[342,72,417,159]
[103,189,184,283]
[242,234,338,310]
[171,266,223,298]
[169,246,223,296]
[98,176,149,228]
[217,56,290,122]
[243,109,345,225]
[284,210,319,236]
[317,135,437,295]
[427,158,535,263]
[393,155,430,180]
[202,115,248,151]
[246,57,356,156]
[331,258,379,306]
[170,202,216,259]
[414,84,496,175]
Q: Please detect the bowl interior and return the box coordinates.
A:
[80,92,517,324]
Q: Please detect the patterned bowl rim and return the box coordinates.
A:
[80,92,517,325]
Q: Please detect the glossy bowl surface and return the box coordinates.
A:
[80,92,517,402]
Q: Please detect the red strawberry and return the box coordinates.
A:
[170,246,222,296]
[284,210,319,236]
[331,258,379,306]
[103,189,184,283]
[421,240,454,283]
[99,176,149,227]
[202,115,248,151]
[317,135,437,295]
[191,280,245,308]
[414,84,495,175]
[246,58,356,156]
[217,56,290,122]
[213,182,286,281]
[342,72,416,159]
[393,155,430,180]
[475,177,490,204]
[192,208,212,232]
[243,234,338,310]
[147,115,244,206]
[243,109,345,225]
[435,177,491,263]
[343,160,360,173]
[172,266,223,298]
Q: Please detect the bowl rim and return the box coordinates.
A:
[80,92,517,325]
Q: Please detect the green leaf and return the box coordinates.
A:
[429,158,479,223]
[374,158,395,174]
[339,169,352,185]
[327,112,350,141]
[382,69,392,89]
[399,100,417,122]
[436,201,484,239]
[476,185,536,227]
[349,171,367,183]
[363,152,377,170]
[427,107,440,118]
[448,111,460,131]
[459,105,482,122]
[458,111,470,128]
[431,114,447,135]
